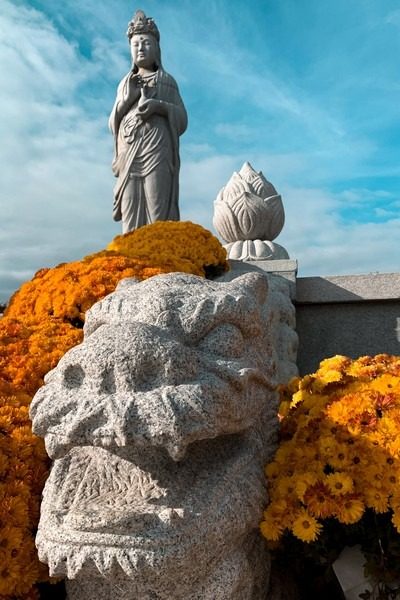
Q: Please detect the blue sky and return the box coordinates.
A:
[1,0,399,301]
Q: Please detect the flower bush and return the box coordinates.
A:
[107,220,228,277]
[5,254,167,327]
[261,354,400,598]
[0,221,227,599]
[0,393,49,597]
[0,319,83,395]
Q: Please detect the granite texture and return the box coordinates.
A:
[29,271,295,599]
[252,261,297,305]
[218,262,298,385]
[213,162,289,261]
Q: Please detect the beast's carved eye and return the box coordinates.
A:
[63,365,85,388]
[199,323,244,358]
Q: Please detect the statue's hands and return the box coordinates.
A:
[124,72,141,104]
[136,98,160,120]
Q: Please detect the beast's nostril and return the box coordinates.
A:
[100,368,116,394]
[63,365,85,388]
[133,358,160,392]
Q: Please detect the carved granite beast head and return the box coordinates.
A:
[30,273,280,596]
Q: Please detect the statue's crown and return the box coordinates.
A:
[127,10,160,42]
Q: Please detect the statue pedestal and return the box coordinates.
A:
[239,258,298,298]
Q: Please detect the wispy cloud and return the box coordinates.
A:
[280,185,400,276]
[0,1,120,300]
[385,9,400,27]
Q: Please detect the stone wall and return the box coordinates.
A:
[248,261,400,376]
[295,272,400,375]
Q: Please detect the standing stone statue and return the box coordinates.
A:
[109,10,187,232]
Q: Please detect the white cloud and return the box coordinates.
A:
[279,186,400,277]
[0,1,120,301]
[215,122,256,141]
[182,142,216,157]
[385,9,400,27]
[180,154,239,230]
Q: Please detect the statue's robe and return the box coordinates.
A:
[109,68,187,232]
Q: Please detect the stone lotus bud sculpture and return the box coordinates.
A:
[29,271,293,599]
[213,162,289,261]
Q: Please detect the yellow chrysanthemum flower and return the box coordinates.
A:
[325,473,354,497]
[289,390,305,409]
[274,444,295,465]
[0,557,21,596]
[319,369,343,386]
[364,489,389,513]
[278,399,291,419]
[370,374,400,395]
[290,442,320,464]
[336,496,365,524]
[275,476,297,499]
[318,434,341,459]
[386,438,400,458]
[264,354,400,544]
[0,524,23,554]
[391,510,400,534]
[389,492,400,511]
[0,450,9,475]
[294,473,319,501]
[318,355,351,373]
[292,509,322,543]
[259,518,284,542]
[264,462,280,480]
[304,483,338,519]
[356,466,385,492]
[325,400,353,427]
[261,498,296,538]
[107,221,228,277]
[305,395,329,417]
[376,414,400,446]
[326,444,353,470]
[0,494,29,528]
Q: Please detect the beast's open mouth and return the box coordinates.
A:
[41,430,266,544]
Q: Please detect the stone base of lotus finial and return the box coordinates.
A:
[224,240,289,261]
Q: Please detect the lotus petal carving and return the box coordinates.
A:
[224,240,289,261]
[213,162,285,242]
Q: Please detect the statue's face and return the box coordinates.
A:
[130,33,158,69]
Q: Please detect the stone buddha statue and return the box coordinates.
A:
[109,10,188,232]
